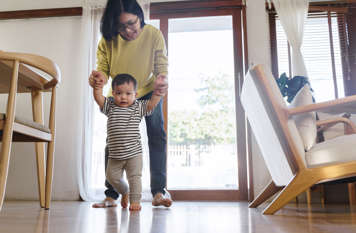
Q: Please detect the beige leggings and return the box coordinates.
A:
[106,156,143,203]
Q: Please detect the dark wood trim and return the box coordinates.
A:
[345,8,356,95]
[266,1,354,13]
[242,6,249,73]
[151,0,243,15]
[151,8,240,19]
[269,12,278,79]
[338,14,352,96]
[159,16,169,135]
[246,122,254,202]
[233,9,248,201]
[328,11,339,99]
[0,7,82,20]
[169,190,241,201]
[242,6,254,202]
[287,42,292,77]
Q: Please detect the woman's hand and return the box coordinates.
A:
[153,74,168,96]
[89,70,107,89]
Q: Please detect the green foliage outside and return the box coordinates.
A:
[168,73,237,145]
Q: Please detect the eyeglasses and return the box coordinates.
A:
[118,16,139,32]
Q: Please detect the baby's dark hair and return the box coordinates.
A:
[112,73,137,90]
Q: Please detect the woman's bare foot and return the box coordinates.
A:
[121,193,129,208]
[92,197,117,208]
[152,193,172,207]
[129,202,142,211]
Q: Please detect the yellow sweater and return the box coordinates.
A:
[96,24,168,98]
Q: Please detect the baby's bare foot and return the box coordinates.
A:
[121,194,129,208]
[129,202,142,211]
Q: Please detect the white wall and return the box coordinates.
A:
[0,0,272,200]
[0,16,83,200]
[245,0,271,197]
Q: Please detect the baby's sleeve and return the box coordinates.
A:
[138,100,154,117]
[101,97,112,116]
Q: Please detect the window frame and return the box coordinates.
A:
[268,3,356,98]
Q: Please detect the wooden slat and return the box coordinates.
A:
[169,190,240,201]
[151,0,243,15]
[0,7,82,20]
[0,121,51,142]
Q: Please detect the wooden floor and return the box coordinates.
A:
[1,201,356,233]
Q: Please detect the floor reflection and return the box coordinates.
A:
[5,201,356,233]
[149,208,169,233]
[34,209,49,233]
[127,212,140,233]
[102,207,170,233]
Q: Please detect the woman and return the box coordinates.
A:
[89,0,171,208]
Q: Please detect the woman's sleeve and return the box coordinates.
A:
[153,31,168,77]
[96,37,110,80]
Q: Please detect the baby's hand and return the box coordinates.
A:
[89,75,95,88]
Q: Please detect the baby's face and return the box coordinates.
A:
[112,82,137,107]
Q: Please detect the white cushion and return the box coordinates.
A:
[289,84,316,151]
[306,134,356,168]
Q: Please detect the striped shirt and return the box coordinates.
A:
[102,97,152,160]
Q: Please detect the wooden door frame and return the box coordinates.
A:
[150,0,248,201]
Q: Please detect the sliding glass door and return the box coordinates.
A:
[151,1,247,200]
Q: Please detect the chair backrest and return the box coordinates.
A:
[241,65,306,186]
[0,51,61,93]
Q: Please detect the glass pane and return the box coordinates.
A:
[167,16,238,190]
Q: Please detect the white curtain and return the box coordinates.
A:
[272,0,309,77]
[138,0,151,21]
[78,0,152,202]
[77,1,106,201]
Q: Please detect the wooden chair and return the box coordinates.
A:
[0,51,60,211]
[303,113,356,208]
[241,64,356,214]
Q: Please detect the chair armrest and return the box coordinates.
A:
[316,117,356,134]
[288,95,356,116]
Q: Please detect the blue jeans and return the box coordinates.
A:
[104,92,167,199]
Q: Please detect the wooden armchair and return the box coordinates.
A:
[0,51,60,211]
[241,64,356,214]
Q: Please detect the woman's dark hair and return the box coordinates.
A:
[101,0,146,41]
[112,73,137,90]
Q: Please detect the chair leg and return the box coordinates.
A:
[320,184,325,208]
[263,171,316,215]
[32,90,45,208]
[306,188,312,209]
[35,143,46,208]
[45,141,55,209]
[249,180,283,208]
[348,182,356,206]
[0,60,19,211]
[0,131,14,210]
[45,87,56,209]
